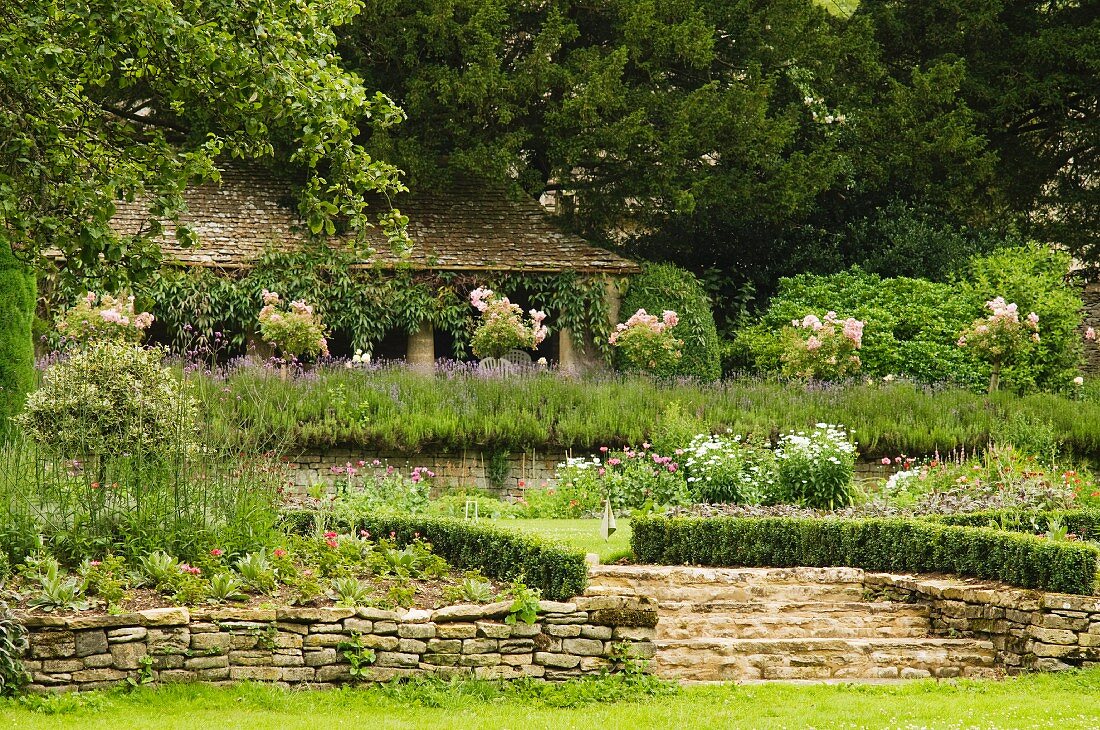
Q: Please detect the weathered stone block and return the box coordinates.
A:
[304,649,339,667]
[31,632,76,659]
[462,638,498,655]
[398,639,427,654]
[276,607,355,623]
[107,627,147,644]
[375,651,419,668]
[229,650,274,667]
[279,667,316,682]
[500,639,535,654]
[315,665,352,682]
[190,633,232,652]
[83,653,114,669]
[71,668,128,683]
[140,607,190,626]
[420,653,461,667]
[185,655,229,670]
[436,623,477,639]
[343,619,373,634]
[533,652,580,669]
[427,639,462,653]
[109,641,148,670]
[459,653,501,668]
[41,659,84,673]
[580,625,613,640]
[74,630,108,657]
[544,624,581,638]
[562,638,604,657]
[372,621,399,636]
[230,666,283,682]
[537,601,576,614]
[398,623,436,639]
[612,626,656,641]
[359,634,400,651]
[1028,626,1078,645]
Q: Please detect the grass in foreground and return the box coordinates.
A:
[491,518,633,562]
[5,670,1100,729]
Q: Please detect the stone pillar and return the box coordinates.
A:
[407,321,435,369]
[605,277,624,329]
[559,328,581,372]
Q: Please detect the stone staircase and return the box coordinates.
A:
[586,565,999,681]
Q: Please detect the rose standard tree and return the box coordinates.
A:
[0,0,410,431]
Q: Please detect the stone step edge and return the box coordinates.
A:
[653,600,930,614]
[588,565,866,584]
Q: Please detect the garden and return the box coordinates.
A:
[5,0,1100,725]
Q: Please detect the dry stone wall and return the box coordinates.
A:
[866,573,1100,672]
[19,596,657,693]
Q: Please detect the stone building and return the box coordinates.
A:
[108,164,640,369]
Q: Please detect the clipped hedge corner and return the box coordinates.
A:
[631,515,1100,595]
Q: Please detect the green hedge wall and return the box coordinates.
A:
[283,512,587,601]
[631,516,1100,595]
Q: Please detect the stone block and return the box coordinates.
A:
[71,668,128,683]
[1028,626,1079,645]
[109,642,148,670]
[272,650,305,667]
[139,607,190,626]
[74,630,108,657]
[83,653,114,669]
[31,632,76,659]
[359,634,400,651]
[500,639,535,654]
[280,667,317,682]
[562,638,604,657]
[185,655,229,670]
[1040,614,1090,632]
[398,639,427,654]
[372,621,399,636]
[436,623,477,639]
[276,607,355,623]
[508,623,541,638]
[420,653,460,667]
[537,601,577,614]
[375,651,419,668]
[304,649,339,667]
[190,633,232,652]
[107,627,147,644]
[310,623,347,634]
[303,633,349,648]
[427,639,462,653]
[462,638,498,655]
[315,665,352,682]
[398,623,437,639]
[544,625,581,638]
[196,667,231,681]
[500,653,534,667]
[229,650,274,667]
[356,607,402,621]
[459,653,501,668]
[534,652,580,669]
[343,619,373,634]
[580,625,613,640]
[612,626,656,641]
[41,659,84,673]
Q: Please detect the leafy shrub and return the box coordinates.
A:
[631,515,1100,594]
[330,462,433,518]
[780,312,864,380]
[0,245,36,442]
[283,513,588,601]
[14,342,196,461]
[257,290,329,360]
[736,246,1083,392]
[926,509,1100,541]
[468,287,548,359]
[773,425,856,509]
[526,450,690,517]
[960,244,1083,391]
[957,297,1040,392]
[620,264,721,380]
[609,309,683,373]
[0,600,28,696]
[56,292,154,346]
[683,434,776,505]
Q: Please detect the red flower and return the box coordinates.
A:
[323,531,337,539]
[209,549,223,557]
[274,548,287,558]
[325,539,338,549]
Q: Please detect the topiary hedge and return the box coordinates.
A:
[631,515,1100,595]
[0,243,35,441]
[620,263,721,380]
[283,512,588,601]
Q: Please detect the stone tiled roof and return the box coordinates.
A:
[108,165,640,274]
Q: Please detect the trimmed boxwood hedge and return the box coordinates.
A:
[631,515,1100,595]
[282,512,587,601]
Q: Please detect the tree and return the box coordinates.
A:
[857,0,1100,263]
[0,0,408,426]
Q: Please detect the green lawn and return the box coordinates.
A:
[6,671,1100,729]
[491,518,633,563]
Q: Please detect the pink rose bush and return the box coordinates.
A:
[780,311,863,380]
[609,309,683,373]
[957,297,1038,392]
[57,292,154,346]
[468,287,548,358]
[257,290,329,360]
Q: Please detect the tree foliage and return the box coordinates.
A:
[0,0,409,289]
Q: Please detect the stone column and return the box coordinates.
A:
[407,321,435,370]
[605,276,624,329]
[559,328,580,372]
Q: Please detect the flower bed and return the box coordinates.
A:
[630,515,1100,595]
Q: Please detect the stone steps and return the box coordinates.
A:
[657,601,931,640]
[655,637,998,681]
[587,565,1002,681]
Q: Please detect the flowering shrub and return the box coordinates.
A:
[779,311,863,380]
[957,297,1039,391]
[468,287,548,359]
[609,309,683,373]
[56,292,154,346]
[257,290,329,360]
[14,342,196,460]
[773,424,856,508]
[683,434,777,505]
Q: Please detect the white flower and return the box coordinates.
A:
[1074,376,1084,386]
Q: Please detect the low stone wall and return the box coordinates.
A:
[285,448,570,496]
[866,573,1100,672]
[19,596,658,693]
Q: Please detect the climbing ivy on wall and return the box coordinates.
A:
[42,245,614,361]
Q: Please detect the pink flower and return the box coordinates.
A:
[608,458,621,466]
[89,560,102,567]
[598,468,606,477]
[210,549,223,557]
[1027,312,1039,327]
[881,457,891,465]
[661,310,679,327]
[325,539,338,549]
[666,463,678,473]
[360,530,370,538]
[274,548,287,558]
[599,446,609,453]
[805,335,822,351]
[1087,327,1096,342]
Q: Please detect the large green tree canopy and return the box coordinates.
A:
[339,0,1000,320]
[0,0,409,287]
